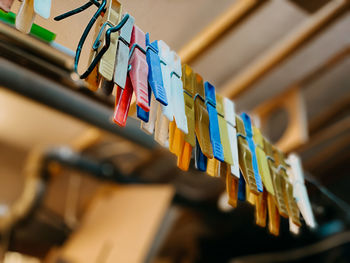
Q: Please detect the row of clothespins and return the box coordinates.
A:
[3,0,317,236]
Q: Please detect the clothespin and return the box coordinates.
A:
[204,82,224,162]
[236,116,259,195]
[241,113,263,193]
[114,13,135,88]
[194,74,213,171]
[172,64,196,171]
[220,97,240,207]
[154,42,187,147]
[252,127,277,229]
[169,51,188,134]
[16,0,35,34]
[287,153,316,228]
[264,140,289,217]
[145,34,167,105]
[238,122,273,227]
[154,40,172,146]
[263,139,283,235]
[84,0,122,90]
[237,115,265,226]
[253,127,275,195]
[256,190,268,227]
[99,0,122,81]
[34,0,51,19]
[113,25,149,126]
[226,169,239,207]
[0,0,14,13]
[165,51,188,143]
[267,191,280,236]
[138,33,167,125]
[206,95,231,178]
[274,149,301,228]
[223,98,240,179]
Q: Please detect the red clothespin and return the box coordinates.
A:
[113,25,149,127]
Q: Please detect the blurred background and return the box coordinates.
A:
[0,0,350,262]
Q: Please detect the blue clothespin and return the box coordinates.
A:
[146,33,168,106]
[238,171,246,201]
[137,104,150,122]
[204,81,224,162]
[195,138,207,171]
[241,112,263,192]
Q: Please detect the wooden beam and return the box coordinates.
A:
[299,116,350,170]
[297,46,350,87]
[222,0,350,98]
[178,0,268,64]
[309,95,350,134]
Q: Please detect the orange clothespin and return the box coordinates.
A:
[171,64,196,171]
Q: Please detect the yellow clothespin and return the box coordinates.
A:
[264,140,288,218]
[253,127,275,195]
[172,64,196,171]
[193,73,213,172]
[263,139,286,235]
[236,115,266,226]
[256,190,268,227]
[86,0,122,90]
[274,149,301,228]
[235,116,259,195]
[226,170,239,208]
[206,95,233,177]
[253,127,276,227]
[266,188,280,236]
[98,0,122,81]
[16,0,35,34]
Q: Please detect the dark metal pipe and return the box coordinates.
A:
[0,58,156,149]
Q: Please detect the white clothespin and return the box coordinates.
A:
[223,98,240,179]
[287,153,316,228]
[34,0,51,19]
[169,51,188,134]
